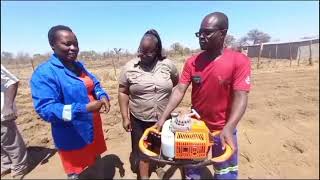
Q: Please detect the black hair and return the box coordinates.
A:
[138,29,166,60]
[48,25,73,46]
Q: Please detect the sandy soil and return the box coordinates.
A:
[2,58,319,179]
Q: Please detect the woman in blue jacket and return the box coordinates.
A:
[30,25,110,179]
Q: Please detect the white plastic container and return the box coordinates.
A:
[161,119,175,159]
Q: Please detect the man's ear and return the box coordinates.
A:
[221,30,228,40]
[50,45,55,51]
[221,29,228,36]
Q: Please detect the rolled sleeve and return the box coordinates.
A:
[62,105,72,121]
[118,66,129,87]
[169,60,179,83]
[1,65,19,88]
[179,58,192,85]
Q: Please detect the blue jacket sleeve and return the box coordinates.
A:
[92,74,110,101]
[30,69,88,123]
[80,64,110,101]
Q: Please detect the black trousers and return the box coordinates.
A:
[129,114,165,175]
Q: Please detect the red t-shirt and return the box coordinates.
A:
[180,49,251,131]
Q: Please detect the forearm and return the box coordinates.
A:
[95,86,110,101]
[118,92,129,121]
[4,82,18,107]
[35,100,88,123]
[225,91,248,129]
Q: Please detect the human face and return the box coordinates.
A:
[51,30,79,62]
[197,16,227,51]
[138,36,158,66]
[196,28,226,51]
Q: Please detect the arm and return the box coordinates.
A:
[81,64,111,113]
[172,74,179,87]
[156,82,189,129]
[157,58,192,129]
[82,65,110,100]
[225,91,248,129]
[118,65,132,132]
[220,90,248,150]
[118,84,131,132]
[1,65,19,120]
[220,53,251,151]
[170,62,179,87]
[2,82,19,120]
[30,70,101,123]
[92,76,110,101]
[92,76,110,113]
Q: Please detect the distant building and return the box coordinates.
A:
[241,38,319,60]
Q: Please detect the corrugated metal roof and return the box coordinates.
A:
[244,37,319,47]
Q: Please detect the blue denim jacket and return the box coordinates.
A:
[30,54,109,150]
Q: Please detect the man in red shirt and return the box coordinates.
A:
[156,12,251,179]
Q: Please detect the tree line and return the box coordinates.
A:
[2,29,274,64]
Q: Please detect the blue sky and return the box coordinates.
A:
[1,1,319,55]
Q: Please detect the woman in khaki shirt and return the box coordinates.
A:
[118,29,179,179]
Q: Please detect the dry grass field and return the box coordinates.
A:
[2,56,319,179]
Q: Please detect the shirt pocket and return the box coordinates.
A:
[128,72,143,84]
[159,67,171,80]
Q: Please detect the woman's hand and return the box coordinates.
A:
[122,118,132,132]
[86,100,103,112]
[154,119,165,131]
[100,96,111,113]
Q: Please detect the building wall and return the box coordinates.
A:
[245,39,319,60]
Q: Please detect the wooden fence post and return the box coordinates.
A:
[257,43,263,69]
[30,58,35,72]
[113,48,122,80]
[297,47,301,66]
[289,43,292,67]
[308,40,313,66]
[274,44,278,67]
[268,49,272,67]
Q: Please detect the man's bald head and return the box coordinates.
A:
[197,12,229,53]
[201,12,228,31]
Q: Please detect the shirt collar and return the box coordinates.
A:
[132,58,141,66]
[49,54,65,68]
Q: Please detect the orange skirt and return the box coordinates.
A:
[58,112,107,174]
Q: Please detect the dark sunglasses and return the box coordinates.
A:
[195,29,227,38]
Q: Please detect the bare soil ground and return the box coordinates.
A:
[2,58,319,179]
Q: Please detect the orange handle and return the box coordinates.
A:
[138,126,161,157]
[210,131,234,163]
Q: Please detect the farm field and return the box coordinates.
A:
[2,57,319,179]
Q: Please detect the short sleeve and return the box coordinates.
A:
[118,65,129,87]
[168,60,179,81]
[232,54,251,91]
[179,58,193,85]
[1,64,19,88]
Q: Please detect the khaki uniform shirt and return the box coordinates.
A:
[119,58,178,122]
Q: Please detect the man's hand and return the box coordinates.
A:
[2,106,17,120]
[86,100,103,112]
[100,97,111,113]
[122,118,132,132]
[220,125,236,151]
